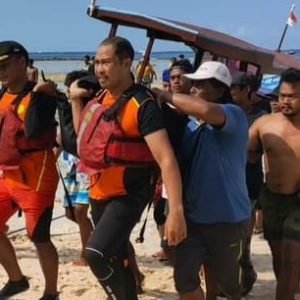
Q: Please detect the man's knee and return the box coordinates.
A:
[281,253,300,272]
[65,208,76,222]
[174,264,200,294]
[74,206,89,223]
[218,277,242,297]
[85,246,113,281]
[28,207,53,243]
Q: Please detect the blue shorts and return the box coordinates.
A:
[63,177,89,207]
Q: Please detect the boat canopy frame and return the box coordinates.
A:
[87,1,300,80]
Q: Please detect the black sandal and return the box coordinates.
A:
[0,276,29,297]
[39,293,60,300]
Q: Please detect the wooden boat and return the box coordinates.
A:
[87,1,300,80]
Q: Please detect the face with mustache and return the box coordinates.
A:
[279,81,300,117]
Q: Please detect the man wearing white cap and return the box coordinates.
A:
[153,61,251,300]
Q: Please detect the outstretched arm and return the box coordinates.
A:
[153,89,226,127]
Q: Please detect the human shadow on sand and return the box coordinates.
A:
[141,289,177,300]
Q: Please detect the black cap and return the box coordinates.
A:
[0,41,28,62]
[231,72,252,86]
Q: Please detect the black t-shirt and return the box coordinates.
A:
[138,99,165,137]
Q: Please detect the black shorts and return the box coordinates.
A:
[260,186,300,242]
[174,221,248,296]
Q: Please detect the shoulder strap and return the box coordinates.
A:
[0,81,35,105]
[103,84,138,121]
[0,86,7,101]
[0,81,36,113]
[11,81,36,113]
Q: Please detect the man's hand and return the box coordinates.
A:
[164,208,187,246]
[33,81,57,96]
[69,79,94,102]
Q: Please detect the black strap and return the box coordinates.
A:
[135,198,152,244]
[135,171,159,244]
[57,164,76,221]
[103,84,138,121]
[12,82,36,113]
[0,82,35,113]
[0,87,6,100]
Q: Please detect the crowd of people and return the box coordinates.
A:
[0,36,299,300]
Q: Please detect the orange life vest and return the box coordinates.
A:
[77,85,155,175]
[0,83,56,169]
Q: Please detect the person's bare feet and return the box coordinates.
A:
[72,257,88,266]
[151,249,168,262]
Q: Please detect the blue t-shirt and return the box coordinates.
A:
[183,104,251,224]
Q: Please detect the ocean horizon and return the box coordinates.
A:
[29,50,195,61]
[29,49,300,61]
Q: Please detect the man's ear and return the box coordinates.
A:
[19,56,28,69]
[241,85,250,96]
[123,57,132,70]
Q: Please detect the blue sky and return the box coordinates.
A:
[0,0,299,52]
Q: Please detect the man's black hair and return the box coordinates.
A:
[231,72,262,93]
[100,36,135,62]
[210,78,233,104]
[64,70,89,87]
[280,68,300,85]
[170,60,193,73]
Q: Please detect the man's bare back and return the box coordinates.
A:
[249,112,300,194]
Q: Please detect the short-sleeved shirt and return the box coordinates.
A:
[184,104,251,224]
[89,88,164,201]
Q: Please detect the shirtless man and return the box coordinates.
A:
[249,68,300,300]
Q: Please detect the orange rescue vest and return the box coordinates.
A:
[0,83,56,169]
[77,85,155,175]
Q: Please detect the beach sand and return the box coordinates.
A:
[2,186,300,300]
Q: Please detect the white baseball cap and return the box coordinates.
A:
[184,61,232,87]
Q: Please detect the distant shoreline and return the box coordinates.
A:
[29,50,194,61]
[29,49,299,61]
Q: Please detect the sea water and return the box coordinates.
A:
[34,58,174,88]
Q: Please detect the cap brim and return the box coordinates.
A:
[0,55,10,62]
[183,71,211,81]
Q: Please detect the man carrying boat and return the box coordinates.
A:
[69,36,186,300]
